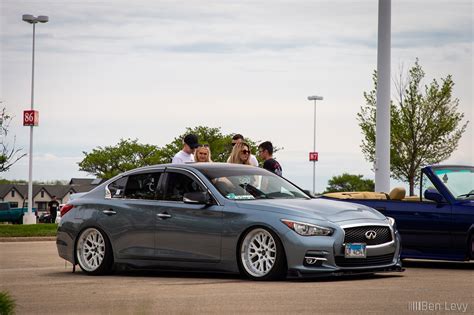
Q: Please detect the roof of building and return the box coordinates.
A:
[0,178,102,199]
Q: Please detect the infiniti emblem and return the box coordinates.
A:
[365,230,377,240]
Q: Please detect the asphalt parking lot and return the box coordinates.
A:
[0,241,472,314]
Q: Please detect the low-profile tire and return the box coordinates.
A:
[469,233,474,260]
[238,227,287,281]
[75,227,113,275]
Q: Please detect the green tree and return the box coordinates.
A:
[78,139,163,179]
[0,106,26,172]
[158,126,258,163]
[358,59,468,195]
[325,173,375,193]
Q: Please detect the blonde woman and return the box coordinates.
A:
[227,142,252,165]
[195,145,212,163]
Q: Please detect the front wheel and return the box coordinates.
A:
[469,234,474,260]
[76,227,113,275]
[238,227,287,281]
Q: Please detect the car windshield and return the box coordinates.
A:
[200,167,309,200]
[433,167,474,200]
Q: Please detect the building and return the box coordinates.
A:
[0,178,103,212]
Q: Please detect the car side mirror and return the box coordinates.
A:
[424,188,444,203]
[183,191,210,204]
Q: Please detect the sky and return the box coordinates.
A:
[1,0,473,193]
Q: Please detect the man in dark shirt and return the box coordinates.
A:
[258,141,282,176]
[48,195,59,223]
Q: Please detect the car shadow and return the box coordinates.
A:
[402,259,474,270]
[47,266,404,283]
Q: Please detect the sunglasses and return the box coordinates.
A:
[241,150,250,154]
[198,144,209,148]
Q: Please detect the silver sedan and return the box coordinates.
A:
[57,163,402,280]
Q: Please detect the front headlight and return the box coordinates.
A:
[387,216,396,226]
[281,219,333,236]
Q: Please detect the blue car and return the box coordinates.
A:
[323,165,474,262]
[57,163,402,280]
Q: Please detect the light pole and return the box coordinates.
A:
[22,14,49,224]
[307,95,323,195]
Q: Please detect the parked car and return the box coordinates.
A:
[0,202,36,224]
[57,163,402,280]
[322,165,474,262]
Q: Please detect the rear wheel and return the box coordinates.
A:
[76,228,113,275]
[238,227,287,281]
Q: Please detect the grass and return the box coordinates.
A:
[0,223,57,237]
[0,291,16,315]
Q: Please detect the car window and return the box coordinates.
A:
[164,172,204,201]
[106,176,128,199]
[124,172,162,200]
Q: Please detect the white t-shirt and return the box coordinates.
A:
[249,154,259,166]
[172,150,194,164]
[227,154,259,166]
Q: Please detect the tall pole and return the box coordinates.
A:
[22,14,48,224]
[375,0,391,193]
[313,100,317,195]
[27,23,36,220]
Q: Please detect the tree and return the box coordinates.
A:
[324,173,374,193]
[78,139,163,179]
[158,126,259,163]
[358,59,468,195]
[0,106,26,173]
[78,127,267,179]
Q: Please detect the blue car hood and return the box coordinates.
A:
[235,198,386,223]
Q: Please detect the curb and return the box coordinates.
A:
[0,236,56,242]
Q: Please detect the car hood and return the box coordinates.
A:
[235,198,386,223]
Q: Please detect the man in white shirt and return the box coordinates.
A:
[172,134,199,164]
[231,134,259,166]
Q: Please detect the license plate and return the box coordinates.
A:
[345,243,367,258]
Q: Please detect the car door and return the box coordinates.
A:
[154,168,223,262]
[388,173,452,253]
[97,172,163,260]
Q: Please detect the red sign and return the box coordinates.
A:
[309,152,319,161]
[23,110,39,126]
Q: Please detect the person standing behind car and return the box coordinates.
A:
[229,134,258,166]
[258,141,282,176]
[194,145,212,162]
[48,196,60,224]
[228,142,252,165]
[172,134,199,164]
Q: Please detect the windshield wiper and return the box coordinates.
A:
[457,193,474,198]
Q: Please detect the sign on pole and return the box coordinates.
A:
[309,152,319,162]
[23,110,39,126]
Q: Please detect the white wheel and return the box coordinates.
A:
[76,228,112,275]
[239,228,286,280]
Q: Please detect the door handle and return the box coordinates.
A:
[157,212,172,219]
[102,209,117,215]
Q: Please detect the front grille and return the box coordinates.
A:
[343,225,392,245]
[335,253,394,267]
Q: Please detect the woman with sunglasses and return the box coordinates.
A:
[228,142,252,165]
[195,145,212,163]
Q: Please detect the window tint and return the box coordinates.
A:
[164,172,204,201]
[107,176,128,199]
[124,172,162,200]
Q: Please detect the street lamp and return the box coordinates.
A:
[22,14,49,224]
[307,95,323,195]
